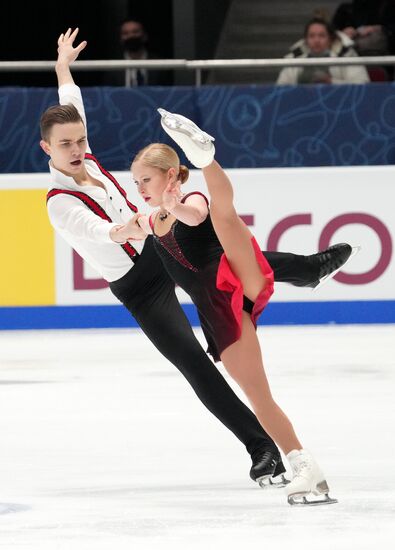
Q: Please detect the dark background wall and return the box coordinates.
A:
[0,0,231,86]
[195,0,231,59]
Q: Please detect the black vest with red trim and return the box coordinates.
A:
[46,153,139,262]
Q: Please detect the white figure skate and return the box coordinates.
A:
[158,108,215,168]
[285,449,338,506]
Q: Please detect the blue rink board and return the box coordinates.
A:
[0,301,394,330]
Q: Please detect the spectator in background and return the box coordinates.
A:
[276,17,370,85]
[109,18,171,86]
[332,0,395,56]
[120,18,150,86]
[332,0,395,79]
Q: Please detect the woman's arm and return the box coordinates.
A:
[162,183,209,226]
[136,214,153,235]
[169,196,209,226]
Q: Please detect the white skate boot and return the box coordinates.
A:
[158,108,215,168]
[285,449,338,506]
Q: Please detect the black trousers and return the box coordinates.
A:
[110,237,319,458]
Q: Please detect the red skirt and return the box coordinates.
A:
[194,237,274,362]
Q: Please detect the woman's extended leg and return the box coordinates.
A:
[158,110,338,504]
[199,163,302,453]
[203,161,335,504]
[203,160,269,302]
[193,156,301,456]
[159,112,298,455]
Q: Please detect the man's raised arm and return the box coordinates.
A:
[55,28,90,145]
[55,28,87,87]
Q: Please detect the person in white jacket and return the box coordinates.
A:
[277,17,370,85]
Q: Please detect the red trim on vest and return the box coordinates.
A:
[46,189,138,261]
[47,189,111,220]
[85,153,138,213]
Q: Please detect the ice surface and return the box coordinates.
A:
[0,325,394,550]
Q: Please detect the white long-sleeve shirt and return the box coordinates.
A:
[47,84,144,282]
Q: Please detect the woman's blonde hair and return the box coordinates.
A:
[132,143,189,183]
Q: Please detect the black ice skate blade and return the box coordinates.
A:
[287,493,338,506]
[258,474,290,489]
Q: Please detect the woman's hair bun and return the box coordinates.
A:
[178,164,190,184]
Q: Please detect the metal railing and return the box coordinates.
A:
[1,56,394,86]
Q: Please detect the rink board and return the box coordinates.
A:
[1,301,395,330]
[1,165,394,329]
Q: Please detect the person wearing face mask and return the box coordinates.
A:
[276,17,370,85]
[120,19,149,86]
[117,18,171,86]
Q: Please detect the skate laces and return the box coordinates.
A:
[253,450,277,468]
[256,450,274,461]
[315,244,351,276]
[293,459,312,476]
[193,131,212,144]
[163,114,179,129]
[162,111,214,144]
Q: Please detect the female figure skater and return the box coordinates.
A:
[131,111,338,506]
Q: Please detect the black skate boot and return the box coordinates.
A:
[307,243,354,290]
[250,449,289,488]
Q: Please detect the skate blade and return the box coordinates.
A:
[287,493,338,506]
[312,245,361,292]
[258,473,290,489]
[287,480,338,506]
[158,109,215,146]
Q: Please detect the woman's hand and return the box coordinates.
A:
[162,180,182,211]
[110,213,147,243]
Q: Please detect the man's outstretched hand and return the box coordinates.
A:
[57,28,87,66]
